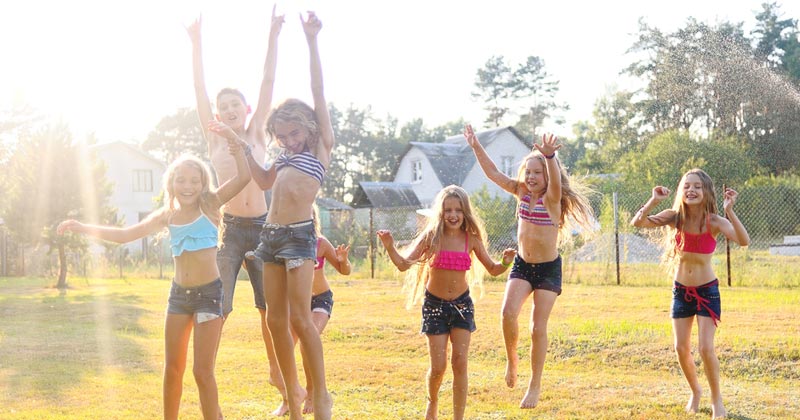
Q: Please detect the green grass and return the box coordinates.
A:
[1,271,798,419]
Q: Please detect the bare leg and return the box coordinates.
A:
[303,311,331,415]
[520,289,557,409]
[193,316,223,420]
[450,328,471,420]
[673,317,702,413]
[501,279,533,388]
[425,333,450,420]
[259,307,289,417]
[263,263,306,420]
[163,313,193,420]
[697,316,726,418]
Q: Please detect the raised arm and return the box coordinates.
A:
[376,230,424,272]
[464,124,518,195]
[631,186,675,228]
[186,16,215,145]
[717,187,750,246]
[207,121,252,202]
[301,11,334,163]
[57,211,167,244]
[249,5,284,137]
[320,237,352,275]
[471,235,516,277]
[535,133,562,204]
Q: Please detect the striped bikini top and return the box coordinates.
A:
[430,234,471,271]
[676,214,717,254]
[519,194,555,226]
[275,150,326,184]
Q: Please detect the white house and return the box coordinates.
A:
[91,141,167,256]
[393,126,531,205]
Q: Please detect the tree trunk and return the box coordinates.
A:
[56,244,68,289]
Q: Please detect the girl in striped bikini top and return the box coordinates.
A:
[518,194,555,226]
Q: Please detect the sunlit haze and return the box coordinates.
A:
[2,0,798,143]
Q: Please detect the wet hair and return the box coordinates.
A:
[266,98,319,151]
[515,151,596,241]
[404,185,489,308]
[216,88,247,106]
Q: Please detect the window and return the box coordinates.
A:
[412,160,423,183]
[501,156,515,177]
[132,170,153,192]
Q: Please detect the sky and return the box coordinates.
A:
[2,0,799,144]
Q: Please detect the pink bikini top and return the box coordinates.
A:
[430,234,471,271]
[676,214,717,254]
[314,238,325,270]
[519,194,554,226]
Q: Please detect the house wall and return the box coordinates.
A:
[394,148,444,206]
[462,131,531,198]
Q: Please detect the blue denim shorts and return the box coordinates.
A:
[167,278,224,323]
[672,279,721,324]
[508,255,562,295]
[421,290,477,335]
[254,220,317,269]
[311,289,334,317]
[218,213,267,314]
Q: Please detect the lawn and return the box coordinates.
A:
[1,268,798,419]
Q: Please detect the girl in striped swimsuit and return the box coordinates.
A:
[465,124,596,410]
[631,169,749,419]
[377,185,516,420]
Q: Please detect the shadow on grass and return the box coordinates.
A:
[0,278,152,403]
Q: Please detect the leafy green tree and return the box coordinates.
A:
[141,107,205,163]
[472,56,513,126]
[2,123,115,287]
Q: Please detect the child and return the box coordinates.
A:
[464,124,595,409]
[186,6,283,392]
[631,169,749,419]
[240,11,334,420]
[57,127,250,420]
[377,185,516,420]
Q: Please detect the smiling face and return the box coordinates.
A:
[272,121,310,154]
[170,162,204,209]
[215,92,249,130]
[680,173,705,206]
[520,156,547,194]
[441,196,465,232]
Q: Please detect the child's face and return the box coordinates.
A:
[216,94,249,130]
[681,173,705,206]
[273,121,310,154]
[522,158,546,194]
[441,196,464,231]
[172,164,204,208]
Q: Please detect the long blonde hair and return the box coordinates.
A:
[161,154,225,246]
[515,151,596,242]
[403,185,488,308]
[266,98,320,151]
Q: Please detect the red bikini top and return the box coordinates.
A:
[430,234,471,271]
[676,214,717,254]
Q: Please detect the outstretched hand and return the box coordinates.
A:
[723,186,739,212]
[301,11,322,39]
[208,121,246,155]
[334,244,351,263]
[376,230,394,249]
[463,124,479,148]
[57,220,83,235]
[651,186,671,202]
[270,4,285,35]
[501,248,517,265]
[533,133,561,157]
[185,15,202,43]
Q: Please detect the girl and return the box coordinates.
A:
[57,125,250,420]
[631,169,749,419]
[377,185,516,420]
[464,124,595,409]
[240,11,334,420]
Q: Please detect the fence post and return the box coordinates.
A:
[723,184,731,286]
[614,192,620,285]
[370,208,375,279]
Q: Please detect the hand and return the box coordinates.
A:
[185,15,202,44]
[301,11,322,39]
[652,186,670,202]
[376,230,394,248]
[723,187,738,212]
[501,248,517,265]
[207,120,238,140]
[335,244,351,262]
[270,4,285,36]
[57,220,83,235]
[533,133,561,157]
[463,124,478,148]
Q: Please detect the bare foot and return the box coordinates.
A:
[271,398,289,417]
[685,390,701,414]
[519,387,540,409]
[425,397,438,420]
[711,399,726,419]
[505,354,518,388]
[302,393,314,415]
[312,391,333,420]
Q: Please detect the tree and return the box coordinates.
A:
[141,107,206,163]
[2,123,115,287]
[472,56,513,126]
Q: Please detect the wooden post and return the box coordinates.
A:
[614,192,620,285]
[723,184,731,287]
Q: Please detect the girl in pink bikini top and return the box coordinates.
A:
[430,234,472,271]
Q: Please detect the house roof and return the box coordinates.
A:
[351,182,421,209]
[91,141,167,168]
[401,126,527,186]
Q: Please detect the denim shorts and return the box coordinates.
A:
[509,255,563,295]
[217,213,267,314]
[254,220,317,269]
[167,278,224,323]
[672,279,721,325]
[421,290,477,335]
[311,289,334,317]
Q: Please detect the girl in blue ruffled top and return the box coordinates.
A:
[57,125,250,420]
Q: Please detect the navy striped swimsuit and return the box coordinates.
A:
[274,151,326,184]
